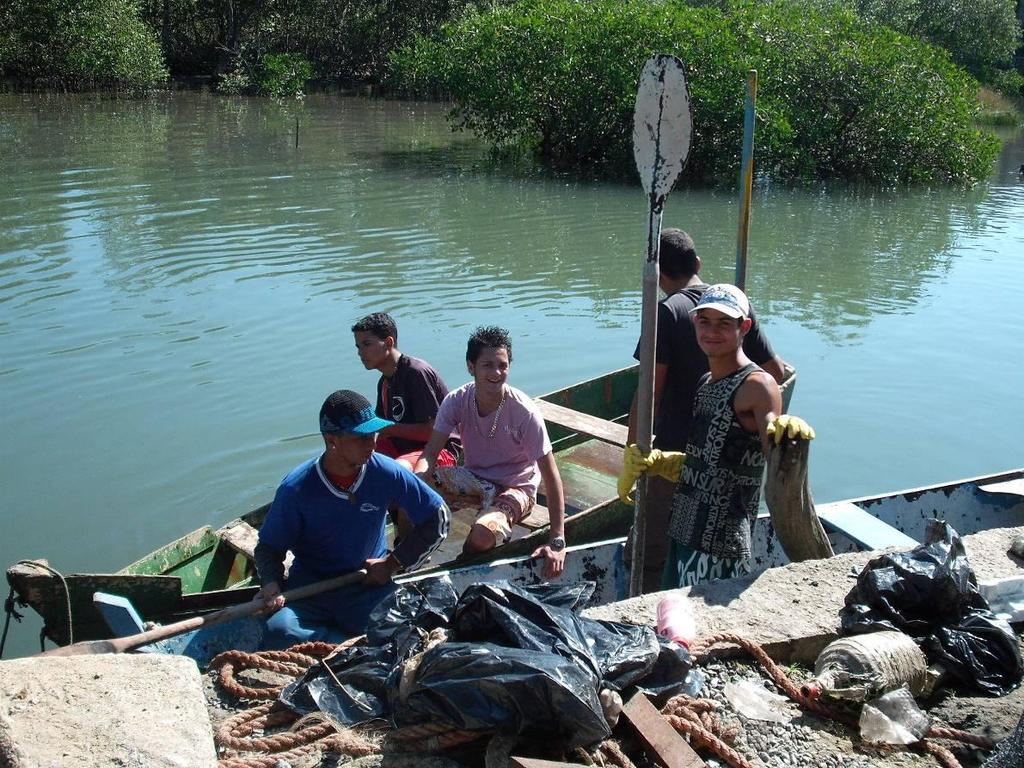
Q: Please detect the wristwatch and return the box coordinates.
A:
[549,535,566,552]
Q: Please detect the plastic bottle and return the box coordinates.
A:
[859,687,929,745]
[656,593,697,649]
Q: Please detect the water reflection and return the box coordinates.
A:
[0,93,1021,662]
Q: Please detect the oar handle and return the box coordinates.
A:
[38,569,369,657]
[202,568,370,628]
[130,569,370,646]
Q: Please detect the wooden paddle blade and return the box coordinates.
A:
[34,639,121,656]
[633,54,692,199]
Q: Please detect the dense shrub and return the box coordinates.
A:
[218,52,314,97]
[729,0,1001,182]
[136,0,483,83]
[1,0,167,89]
[390,0,1000,184]
[846,0,1021,85]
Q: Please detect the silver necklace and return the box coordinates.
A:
[476,387,507,438]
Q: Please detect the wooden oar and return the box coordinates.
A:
[35,569,369,657]
[734,69,758,290]
[629,54,692,597]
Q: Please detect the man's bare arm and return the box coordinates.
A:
[533,451,566,578]
[412,429,448,476]
[733,371,783,452]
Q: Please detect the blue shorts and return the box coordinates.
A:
[262,579,398,650]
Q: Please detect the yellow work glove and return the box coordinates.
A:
[646,449,686,483]
[766,414,816,444]
[617,444,653,504]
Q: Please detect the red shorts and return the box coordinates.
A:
[376,436,456,470]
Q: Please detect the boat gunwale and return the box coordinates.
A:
[819,468,1024,508]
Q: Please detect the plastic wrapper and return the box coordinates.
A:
[280,575,460,720]
[365,574,460,647]
[281,578,695,747]
[859,687,929,745]
[452,582,660,691]
[724,678,798,724]
[840,521,1022,696]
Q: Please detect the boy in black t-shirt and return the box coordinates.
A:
[352,312,456,470]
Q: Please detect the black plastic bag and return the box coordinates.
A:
[927,613,1023,696]
[365,574,460,647]
[281,641,399,722]
[452,581,663,691]
[393,640,610,748]
[281,578,695,746]
[280,575,461,720]
[840,521,1022,696]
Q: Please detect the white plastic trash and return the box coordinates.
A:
[859,687,929,745]
[724,678,798,724]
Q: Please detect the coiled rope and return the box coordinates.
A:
[211,641,338,700]
[209,637,377,767]
[660,693,751,768]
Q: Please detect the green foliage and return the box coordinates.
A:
[847,0,1021,82]
[390,0,1000,185]
[729,0,1000,183]
[1,0,167,89]
[213,41,312,97]
[982,68,1024,99]
[258,53,313,97]
[139,0,483,84]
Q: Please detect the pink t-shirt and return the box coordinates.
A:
[434,383,552,494]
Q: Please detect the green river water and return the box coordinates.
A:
[1,92,1022,657]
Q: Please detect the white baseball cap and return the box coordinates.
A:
[690,284,750,319]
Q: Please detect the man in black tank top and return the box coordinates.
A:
[624,230,788,593]
[645,284,813,589]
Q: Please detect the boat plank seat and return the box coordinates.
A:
[815,501,918,551]
[216,520,260,559]
[534,398,628,447]
[215,519,292,576]
[543,438,624,515]
[517,504,550,530]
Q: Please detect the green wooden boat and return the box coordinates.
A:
[6,364,796,649]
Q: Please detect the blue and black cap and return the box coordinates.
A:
[319,390,394,435]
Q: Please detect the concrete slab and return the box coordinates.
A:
[0,653,217,768]
[584,525,1024,665]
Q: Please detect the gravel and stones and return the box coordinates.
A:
[692,657,936,768]
[203,650,1021,768]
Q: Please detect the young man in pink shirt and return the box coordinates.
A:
[415,326,567,578]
